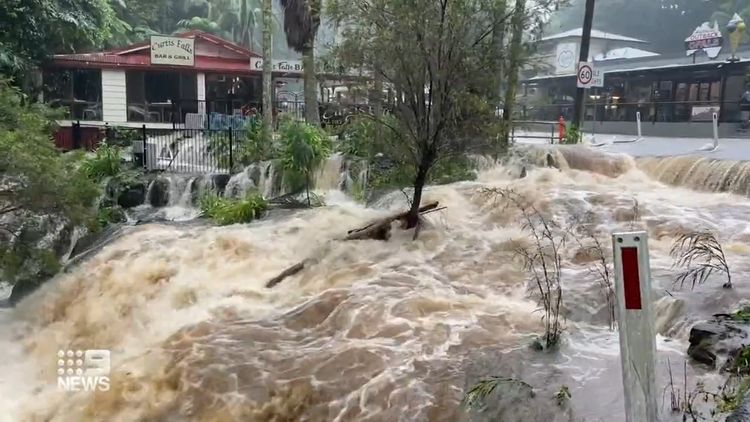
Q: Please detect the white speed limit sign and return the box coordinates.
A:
[577,62,593,87]
[577,61,603,88]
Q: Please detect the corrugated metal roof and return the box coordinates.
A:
[541,28,647,43]
[49,31,264,73]
[594,47,660,61]
[525,48,750,81]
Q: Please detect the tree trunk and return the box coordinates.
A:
[491,0,507,101]
[405,164,429,229]
[302,43,321,126]
[373,73,383,148]
[501,0,526,148]
[261,0,274,135]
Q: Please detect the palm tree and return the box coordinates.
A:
[218,0,261,48]
[279,0,321,126]
[262,0,274,133]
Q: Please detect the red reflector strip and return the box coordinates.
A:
[621,247,642,310]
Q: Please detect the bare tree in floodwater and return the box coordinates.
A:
[328,0,561,229]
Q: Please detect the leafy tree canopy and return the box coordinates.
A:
[0,80,98,228]
[0,0,118,76]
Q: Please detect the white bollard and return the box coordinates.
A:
[636,111,643,141]
[712,112,719,150]
[612,231,658,422]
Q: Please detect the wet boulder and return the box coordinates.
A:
[211,174,231,196]
[687,317,749,368]
[148,177,170,207]
[117,182,146,208]
[9,275,48,306]
[727,387,750,421]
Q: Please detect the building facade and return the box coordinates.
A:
[520,27,750,138]
[44,31,308,130]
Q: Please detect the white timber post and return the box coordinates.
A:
[612,231,659,422]
[636,111,643,141]
[712,112,719,150]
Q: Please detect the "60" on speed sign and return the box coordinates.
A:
[577,61,603,88]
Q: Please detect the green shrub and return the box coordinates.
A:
[564,124,582,144]
[368,155,476,191]
[279,121,332,193]
[105,127,140,147]
[80,143,122,181]
[430,156,477,185]
[199,192,268,225]
[96,204,127,229]
[732,305,750,322]
[338,116,376,158]
[237,118,275,165]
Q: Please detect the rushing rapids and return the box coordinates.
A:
[1,146,750,421]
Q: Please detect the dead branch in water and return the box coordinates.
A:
[265,201,444,288]
[265,261,309,288]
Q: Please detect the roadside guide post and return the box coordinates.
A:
[713,112,719,150]
[636,111,643,141]
[612,231,659,422]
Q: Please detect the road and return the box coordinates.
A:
[514,131,750,160]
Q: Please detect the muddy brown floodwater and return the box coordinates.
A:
[1,146,749,422]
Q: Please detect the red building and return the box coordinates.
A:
[45,31,308,140]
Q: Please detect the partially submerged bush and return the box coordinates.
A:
[482,187,567,350]
[279,121,332,198]
[237,118,275,165]
[732,305,750,323]
[670,230,732,289]
[462,377,534,411]
[199,193,268,226]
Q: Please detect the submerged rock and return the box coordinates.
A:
[687,316,749,369]
[9,276,46,305]
[460,349,574,422]
[727,392,750,421]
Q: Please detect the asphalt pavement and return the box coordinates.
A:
[513,131,750,160]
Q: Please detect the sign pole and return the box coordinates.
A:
[572,0,597,129]
[612,231,658,422]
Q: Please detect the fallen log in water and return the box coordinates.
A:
[265,260,308,288]
[265,201,441,288]
[344,201,439,240]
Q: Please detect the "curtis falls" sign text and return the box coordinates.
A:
[150,36,195,66]
[250,58,304,73]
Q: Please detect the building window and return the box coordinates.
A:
[43,69,102,121]
[126,71,197,123]
[205,74,261,116]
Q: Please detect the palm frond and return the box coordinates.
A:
[279,0,320,52]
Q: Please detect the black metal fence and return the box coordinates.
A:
[134,127,245,174]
